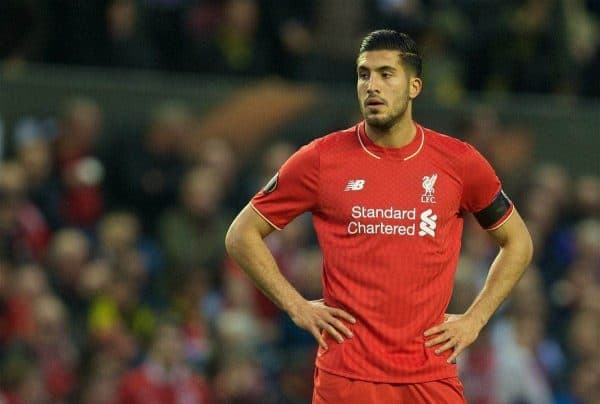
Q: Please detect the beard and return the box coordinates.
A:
[361,91,410,129]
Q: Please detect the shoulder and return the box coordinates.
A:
[304,124,360,154]
[423,126,472,155]
[422,125,487,169]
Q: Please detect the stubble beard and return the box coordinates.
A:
[362,93,410,130]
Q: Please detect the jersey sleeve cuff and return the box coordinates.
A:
[250,202,283,231]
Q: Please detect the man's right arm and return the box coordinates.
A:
[225,204,355,349]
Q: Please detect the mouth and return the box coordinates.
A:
[365,98,385,108]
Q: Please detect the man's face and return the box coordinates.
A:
[356,50,418,129]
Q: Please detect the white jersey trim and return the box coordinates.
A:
[357,130,381,160]
[250,202,283,231]
[403,125,425,161]
[356,124,425,161]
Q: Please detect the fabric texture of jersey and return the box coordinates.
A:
[251,122,513,383]
[312,368,466,404]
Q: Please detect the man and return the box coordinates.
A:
[117,321,214,403]
[225,30,533,403]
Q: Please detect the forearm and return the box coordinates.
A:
[465,242,532,329]
[226,206,355,349]
[225,228,306,315]
[425,211,533,362]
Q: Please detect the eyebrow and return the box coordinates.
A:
[357,65,397,73]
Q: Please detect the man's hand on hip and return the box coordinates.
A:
[424,313,483,364]
[289,299,356,350]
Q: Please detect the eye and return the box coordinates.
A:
[358,72,369,80]
[382,72,393,79]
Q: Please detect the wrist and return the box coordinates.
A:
[464,310,488,331]
[283,294,308,319]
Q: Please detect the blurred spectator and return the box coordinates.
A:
[14,126,62,230]
[144,0,188,70]
[170,270,215,373]
[76,260,112,308]
[562,0,600,97]
[366,0,427,42]
[456,106,500,158]
[0,0,46,72]
[487,125,536,195]
[212,309,271,403]
[184,0,223,42]
[0,119,4,160]
[3,1,597,97]
[97,211,163,285]
[103,101,191,233]
[188,135,242,210]
[46,228,91,323]
[244,140,295,201]
[158,165,230,288]
[259,0,317,79]
[79,347,132,401]
[189,137,237,185]
[0,352,50,404]
[453,1,498,91]
[523,165,570,279]
[458,268,556,404]
[550,219,600,325]
[502,0,568,94]
[572,175,600,220]
[116,321,213,403]
[1,264,49,346]
[419,12,467,106]
[301,0,365,81]
[100,0,158,69]
[89,212,157,345]
[190,0,274,76]
[54,97,106,228]
[277,248,322,402]
[0,261,11,345]
[563,309,600,403]
[87,268,155,355]
[79,366,119,404]
[30,294,77,402]
[97,212,140,265]
[0,161,51,263]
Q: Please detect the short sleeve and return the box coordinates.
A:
[460,144,502,213]
[251,140,320,230]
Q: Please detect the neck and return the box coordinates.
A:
[365,109,416,148]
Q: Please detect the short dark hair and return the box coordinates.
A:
[359,29,422,78]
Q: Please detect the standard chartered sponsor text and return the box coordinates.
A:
[349,206,417,235]
[351,206,416,220]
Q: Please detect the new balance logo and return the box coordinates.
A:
[345,179,365,191]
[418,209,437,237]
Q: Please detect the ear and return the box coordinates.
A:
[408,77,422,99]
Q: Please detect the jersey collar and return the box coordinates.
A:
[357,121,425,161]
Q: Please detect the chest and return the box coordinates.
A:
[318,156,462,226]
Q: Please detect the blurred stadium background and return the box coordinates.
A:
[0,1,598,403]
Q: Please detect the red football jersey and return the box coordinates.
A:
[251,122,513,383]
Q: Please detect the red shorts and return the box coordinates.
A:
[313,368,466,404]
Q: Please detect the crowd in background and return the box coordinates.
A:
[0,1,599,404]
[1,0,600,98]
[0,96,598,403]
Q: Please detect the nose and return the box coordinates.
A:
[366,76,380,94]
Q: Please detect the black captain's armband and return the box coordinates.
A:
[474,190,512,229]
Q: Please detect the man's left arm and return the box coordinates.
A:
[424,208,533,363]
